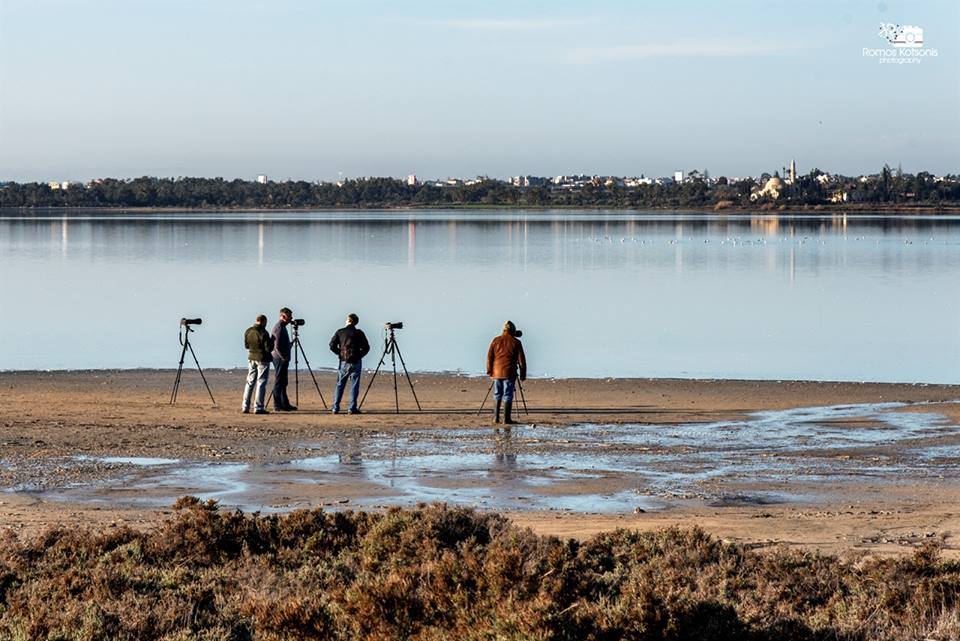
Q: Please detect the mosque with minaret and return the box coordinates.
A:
[750,159,797,201]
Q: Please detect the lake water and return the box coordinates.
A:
[2,210,958,383]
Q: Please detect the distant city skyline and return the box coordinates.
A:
[14,160,958,189]
[1,0,958,182]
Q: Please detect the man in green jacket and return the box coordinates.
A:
[242,314,274,414]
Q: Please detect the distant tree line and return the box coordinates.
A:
[755,166,959,207]
[1,169,958,210]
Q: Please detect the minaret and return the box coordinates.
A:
[789,158,797,184]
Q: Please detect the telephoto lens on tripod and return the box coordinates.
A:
[360,320,421,413]
[170,316,216,406]
[269,316,328,409]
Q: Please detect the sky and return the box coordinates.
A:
[1,0,958,182]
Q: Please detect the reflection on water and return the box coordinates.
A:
[2,211,959,382]
[337,432,363,466]
[24,400,960,513]
[493,429,518,468]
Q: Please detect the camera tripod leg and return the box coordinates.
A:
[515,379,528,415]
[293,342,299,407]
[389,346,400,414]
[296,340,328,409]
[477,380,494,416]
[265,372,278,409]
[392,340,421,411]
[187,341,217,406]
[170,339,189,404]
[359,350,389,409]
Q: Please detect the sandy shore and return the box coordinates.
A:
[1,370,958,557]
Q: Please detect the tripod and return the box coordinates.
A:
[291,323,328,409]
[170,324,216,406]
[267,324,328,409]
[477,370,528,416]
[360,326,421,413]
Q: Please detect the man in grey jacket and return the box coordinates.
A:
[242,314,274,414]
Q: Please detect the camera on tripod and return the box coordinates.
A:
[362,320,420,413]
[271,315,328,410]
[171,316,215,406]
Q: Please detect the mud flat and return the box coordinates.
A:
[1,369,958,557]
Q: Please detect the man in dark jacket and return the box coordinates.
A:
[271,307,296,411]
[329,313,370,414]
[486,320,527,425]
[242,314,274,414]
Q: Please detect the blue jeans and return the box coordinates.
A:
[333,360,362,412]
[242,360,270,411]
[492,378,515,403]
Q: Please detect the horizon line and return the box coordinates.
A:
[5,166,958,185]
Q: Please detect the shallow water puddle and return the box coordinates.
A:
[22,400,960,514]
[76,456,181,466]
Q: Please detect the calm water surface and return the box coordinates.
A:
[2,210,958,383]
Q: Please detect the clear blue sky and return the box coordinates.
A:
[1,0,958,182]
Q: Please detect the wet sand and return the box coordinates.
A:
[1,370,958,557]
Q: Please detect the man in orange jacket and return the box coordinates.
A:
[486,320,527,425]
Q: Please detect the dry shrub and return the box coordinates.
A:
[0,500,958,640]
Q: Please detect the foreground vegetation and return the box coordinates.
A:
[1,499,958,640]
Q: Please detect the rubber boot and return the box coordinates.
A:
[494,399,502,424]
[504,401,515,425]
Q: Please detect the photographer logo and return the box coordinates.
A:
[878,23,923,48]
[863,22,937,65]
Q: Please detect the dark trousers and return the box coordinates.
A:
[273,357,291,408]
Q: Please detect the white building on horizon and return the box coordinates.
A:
[256,174,268,184]
[674,170,684,184]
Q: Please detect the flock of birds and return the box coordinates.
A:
[577,235,947,246]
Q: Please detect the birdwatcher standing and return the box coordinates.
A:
[242,314,274,414]
[329,313,370,414]
[271,307,296,411]
[486,320,527,425]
